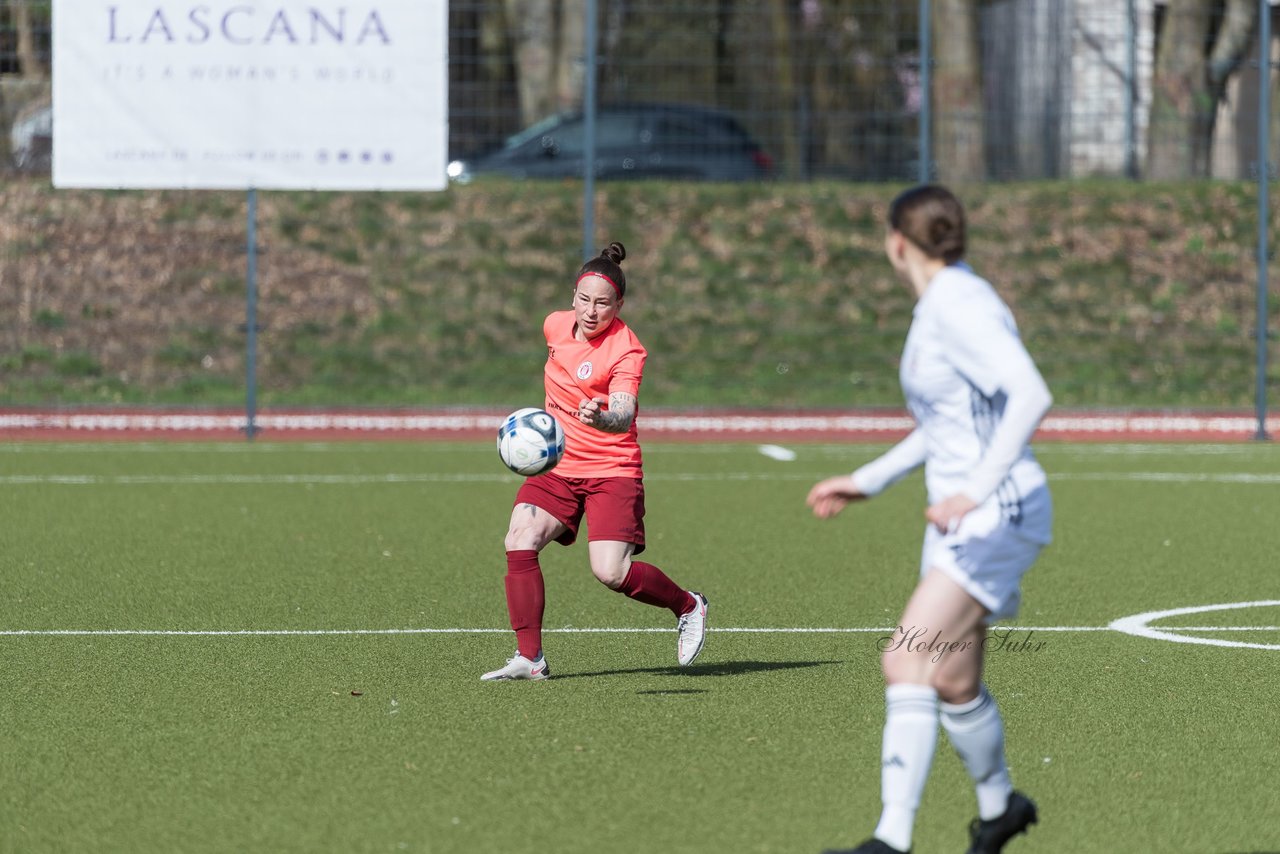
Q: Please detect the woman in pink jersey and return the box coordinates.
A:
[481,241,709,681]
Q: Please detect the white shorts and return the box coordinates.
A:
[920,484,1052,621]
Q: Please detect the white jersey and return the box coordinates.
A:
[853,263,1051,515]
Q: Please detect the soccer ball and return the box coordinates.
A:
[497,408,566,476]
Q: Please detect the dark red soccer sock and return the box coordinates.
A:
[619,561,696,618]
[504,549,544,660]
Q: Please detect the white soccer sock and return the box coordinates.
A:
[940,685,1014,821]
[873,683,939,852]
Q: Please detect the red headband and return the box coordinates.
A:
[575,271,621,297]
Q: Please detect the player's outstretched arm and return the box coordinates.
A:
[809,428,926,519]
[577,392,637,433]
[806,476,867,519]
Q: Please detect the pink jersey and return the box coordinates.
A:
[541,310,646,478]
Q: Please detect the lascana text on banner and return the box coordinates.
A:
[52,1,448,190]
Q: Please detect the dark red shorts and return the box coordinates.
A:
[514,473,646,554]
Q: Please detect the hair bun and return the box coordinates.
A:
[601,241,626,265]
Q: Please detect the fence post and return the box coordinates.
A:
[245,188,259,441]
[582,0,598,262]
[1125,0,1138,180]
[918,0,932,184]
[1257,0,1272,441]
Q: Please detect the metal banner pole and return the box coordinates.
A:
[246,188,259,441]
[1257,0,1272,441]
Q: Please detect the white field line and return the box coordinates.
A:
[0,625,1259,637]
[4,471,1280,486]
[0,625,1101,636]
[1,442,1273,456]
[0,473,520,485]
[1050,472,1280,483]
[1158,626,1280,631]
[3,411,1279,435]
[1108,600,1280,650]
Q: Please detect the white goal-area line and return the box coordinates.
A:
[9,602,1280,648]
[6,471,1280,486]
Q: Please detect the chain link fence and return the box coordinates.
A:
[446,0,1278,183]
[1,1,1273,181]
[0,1,1276,414]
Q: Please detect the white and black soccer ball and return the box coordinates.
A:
[497,407,566,476]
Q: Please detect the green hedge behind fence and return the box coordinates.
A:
[0,176,1273,409]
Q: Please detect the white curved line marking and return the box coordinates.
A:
[1109,600,1280,650]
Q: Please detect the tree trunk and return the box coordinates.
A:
[505,0,557,125]
[932,0,985,182]
[1270,20,1280,172]
[555,0,587,112]
[804,1,912,179]
[1205,0,1258,173]
[766,0,801,178]
[0,83,8,168]
[606,3,716,102]
[1148,0,1213,178]
[1210,0,1259,92]
[11,0,48,80]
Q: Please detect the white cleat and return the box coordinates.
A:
[481,652,550,681]
[676,592,709,666]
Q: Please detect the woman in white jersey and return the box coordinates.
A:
[808,185,1051,854]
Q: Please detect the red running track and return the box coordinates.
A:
[0,408,1276,443]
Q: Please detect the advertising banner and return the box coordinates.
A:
[53,2,448,190]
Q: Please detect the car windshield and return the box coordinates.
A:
[501,114,569,150]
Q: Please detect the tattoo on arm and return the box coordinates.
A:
[594,393,637,433]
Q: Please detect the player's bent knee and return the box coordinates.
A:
[932,674,981,705]
[591,561,627,590]
[881,646,929,685]
[504,520,551,552]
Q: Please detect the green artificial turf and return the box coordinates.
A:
[2,440,1278,853]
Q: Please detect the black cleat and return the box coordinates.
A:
[965,790,1038,854]
[823,838,910,854]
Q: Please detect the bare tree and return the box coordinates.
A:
[505,0,557,125]
[607,1,719,100]
[447,1,516,155]
[9,0,48,79]
[0,84,8,168]
[932,0,985,181]
[502,0,593,125]
[1148,0,1257,178]
[803,1,913,180]
[555,0,587,112]
[765,0,801,178]
[1270,25,1280,170]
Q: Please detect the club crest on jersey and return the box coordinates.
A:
[577,362,593,380]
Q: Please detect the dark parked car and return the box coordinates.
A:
[448,102,774,183]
